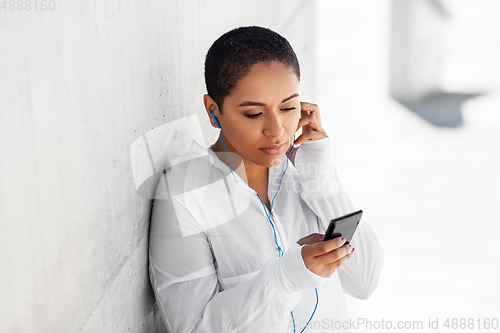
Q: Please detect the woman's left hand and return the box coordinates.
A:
[286,102,328,159]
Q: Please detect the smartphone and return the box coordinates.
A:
[322,210,363,243]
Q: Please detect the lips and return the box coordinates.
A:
[260,142,286,155]
[262,142,286,149]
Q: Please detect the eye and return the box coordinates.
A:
[244,107,296,119]
[245,113,262,119]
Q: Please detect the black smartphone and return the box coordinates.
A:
[322,210,363,243]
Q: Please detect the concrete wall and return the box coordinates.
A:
[0,1,316,332]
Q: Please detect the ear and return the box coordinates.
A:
[203,94,220,129]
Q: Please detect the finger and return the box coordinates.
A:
[314,243,351,264]
[294,115,327,144]
[323,246,355,272]
[296,233,324,246]
[297,116,325,134]
[295,115,308,131]
[293,130,328,146]
[300,101,319,111]
[297,102,321,125]
[308,233,324,244]
[300,102,321,121]
[309,233,325,241]
[302,237,347,258]
[295,114,317,131]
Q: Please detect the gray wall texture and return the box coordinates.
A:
[0,1,316,332]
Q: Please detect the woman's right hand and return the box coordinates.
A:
[297,233,355,278]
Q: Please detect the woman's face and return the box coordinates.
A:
[210,61,300,169]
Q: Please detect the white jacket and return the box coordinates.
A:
[148,136,384,332]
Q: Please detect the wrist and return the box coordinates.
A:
[272,243,329,296]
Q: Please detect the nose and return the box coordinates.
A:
[263,112,284,137]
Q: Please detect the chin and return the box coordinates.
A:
[266,155,285,168]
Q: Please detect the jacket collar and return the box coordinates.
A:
[189,140,291,195]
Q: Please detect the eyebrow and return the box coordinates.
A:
[237,93,299,107]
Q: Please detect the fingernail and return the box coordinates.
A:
[351,248,355,253]
[341,237,345,242]
[349,244,352,248]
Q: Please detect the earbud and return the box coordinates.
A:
[212,108,237,183]
[212,109,221,129]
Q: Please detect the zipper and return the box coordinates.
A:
[257,195,284,257]
[268,210,284,256]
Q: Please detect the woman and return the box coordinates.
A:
[149,26,384,333]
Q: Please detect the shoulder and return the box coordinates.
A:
[154,150,217,200]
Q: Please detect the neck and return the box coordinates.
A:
[211,136,269,190]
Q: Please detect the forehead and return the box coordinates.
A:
[227,62,299,102]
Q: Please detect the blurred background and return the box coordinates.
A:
[1,0,498,332]
[315,1,500,331]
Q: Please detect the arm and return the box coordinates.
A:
[148,174,329,333]
[294,137,384,299]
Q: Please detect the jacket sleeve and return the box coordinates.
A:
[148,174,329,333]
[293,136,384,300]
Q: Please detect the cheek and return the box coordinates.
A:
[288,111,300,129]
[230,121,258,145]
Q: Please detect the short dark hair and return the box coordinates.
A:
[204,26,300,114]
